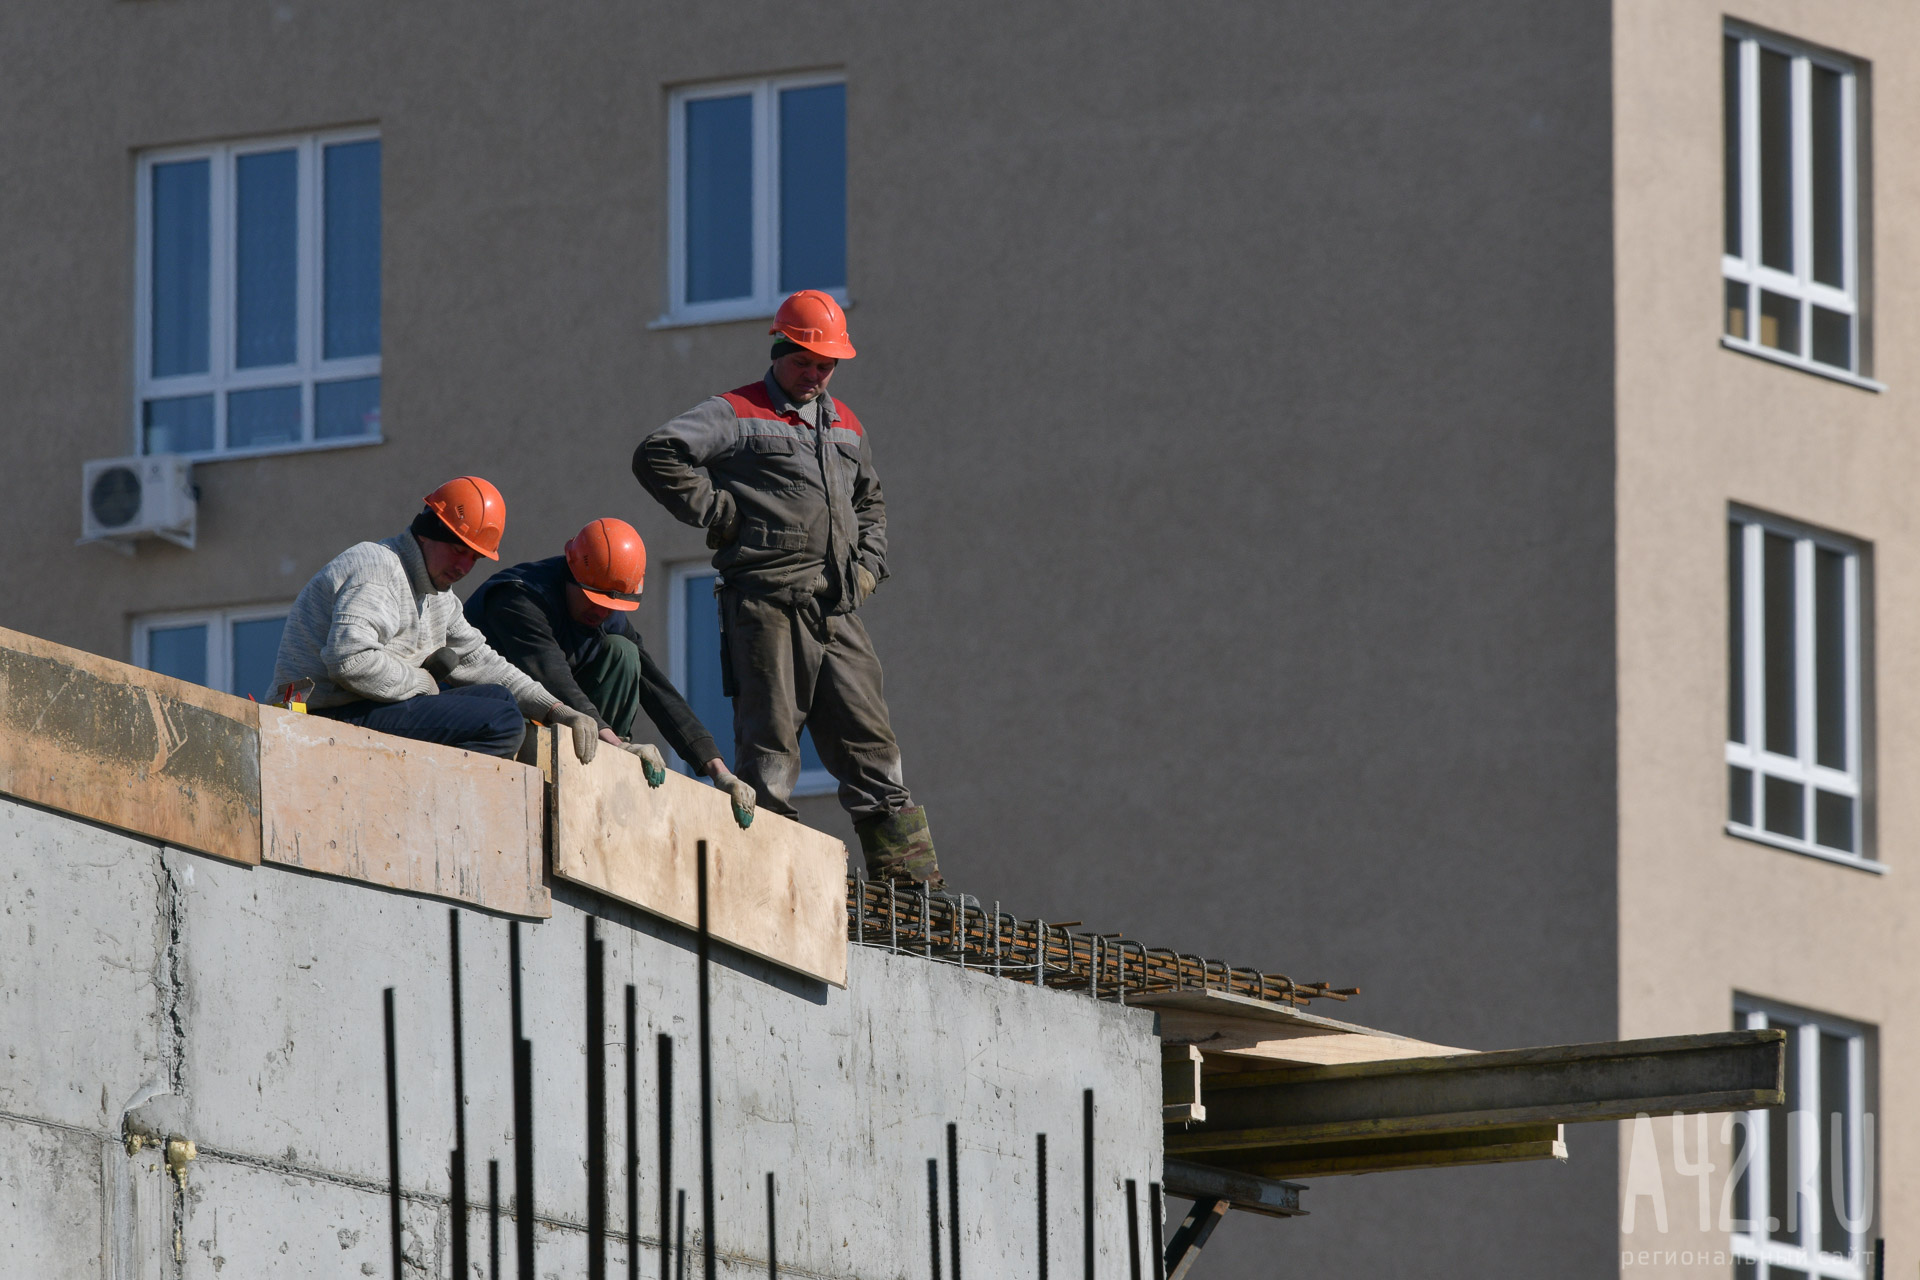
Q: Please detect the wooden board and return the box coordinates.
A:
[0,625,261,864]
[1133,990,1468,1068]
[258,706,549,918]
[550,744,848,987]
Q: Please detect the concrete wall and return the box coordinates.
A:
[0,793,1161,1278]
[1614,0,1920,1274]
[0,2,1623,1273]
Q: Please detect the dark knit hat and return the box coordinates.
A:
[410,505,464,545]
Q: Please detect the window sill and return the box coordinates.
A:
[1719,337,1886,392]
[650,291,852,332]
[158,433,384,466]
[1725,823,1885,874]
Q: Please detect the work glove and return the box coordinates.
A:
[621,741,667,787]
[547,704,599,764]
[705,496,742,550]
[710,765,756,830]
[853,564,878,607]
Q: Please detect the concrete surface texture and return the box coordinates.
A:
[1612,0,1920,1273]
[0,793,1161,1278]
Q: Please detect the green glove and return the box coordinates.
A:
[622,741,667,787]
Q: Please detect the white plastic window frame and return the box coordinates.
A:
[1721,25,1879,390]
[132,604,292,698]
[1728,1001,1872,1280]
[667,562,833,795]
[1726,511,1872,870]
[659,73,848,328]
[134,128,383,461]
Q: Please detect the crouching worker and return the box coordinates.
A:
[269,476,600,764]
[465,517,756,828]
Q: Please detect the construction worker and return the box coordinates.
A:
[465,517,756,827]
[632,290,944,887]
[269,477,600,763]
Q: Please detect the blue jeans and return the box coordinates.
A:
[313,684,526,758]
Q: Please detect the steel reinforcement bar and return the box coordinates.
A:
[845,877,1357,1008]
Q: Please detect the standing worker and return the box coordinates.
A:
[270,477,601,764]
[632,290,944,887]
[466,517,756,827]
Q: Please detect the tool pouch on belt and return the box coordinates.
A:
[714,583,737,698]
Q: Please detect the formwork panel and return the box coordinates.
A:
[0,626,261,865]
[550,744,847,986]
[258,705,548,919]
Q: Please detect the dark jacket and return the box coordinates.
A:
[633,372,886,614]
[464,557,719,767]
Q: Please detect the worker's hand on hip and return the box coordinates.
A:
[705,498,741,550]
[706,760,756,829]
[853,564,878,606]
[547,705,598,764]
[622,741,668,787]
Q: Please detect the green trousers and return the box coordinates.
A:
[575,634,643,740]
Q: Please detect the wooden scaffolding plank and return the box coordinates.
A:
[258,706,549,918]
[0,625,261,865]
[549,742,848,987]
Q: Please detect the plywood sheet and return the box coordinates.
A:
[258,706,548,918]
[1133,989,1468,1068]
[551,745,848,986]
[0,625,261,864]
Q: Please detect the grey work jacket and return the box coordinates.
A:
[633,371,887,614]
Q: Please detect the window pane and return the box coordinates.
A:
[1730,766,1754,826]
[1771,1028,1801,1244]
[1730,523,1747,742]
[315,376,381,439]
[1763,532,1796,756]
[1811,306,1851,369]
[1759,48,1794,272]
[1815,791,1854,853]
[230,616,287,700]
[323,139,381,359]
[685,95,754,303]
[227,385,301,449]
[1726,279,1750,340]
[1733,1262,1756,1280]
[235,149,298,368]
[1764,775,1804,840]
[1725,37,1743,257]
[151,159,210,377]
[1811,65,1846,289]
[143,394,214,455]
[1814,547,1847,769]
[778,83,847,292]
[1820,1032,1853,1255]
[146,624,208,686]
[1759,290,1800,355]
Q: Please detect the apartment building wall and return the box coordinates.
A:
[1615,0,1920,1273]
[0,2,1620,1274]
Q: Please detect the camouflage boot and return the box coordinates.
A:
[855,805,944,889]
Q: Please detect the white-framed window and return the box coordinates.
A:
[1722,25,1874,386]
[662,74,846,326]
[666,564,833,795]
[134,605,292,701]
[1726,510,1871,868]
[136,129,382,459]
[1729,1001,1873,1279]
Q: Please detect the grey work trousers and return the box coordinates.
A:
[722,588,911,824]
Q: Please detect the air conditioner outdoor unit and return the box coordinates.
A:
[79,454,197,551]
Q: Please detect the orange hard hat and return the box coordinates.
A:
[564,517,646,611]
[770,290,856,359]
[422,476,506,560]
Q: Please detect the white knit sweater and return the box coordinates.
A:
[269,531,559,716]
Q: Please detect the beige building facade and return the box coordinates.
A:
[0,0,1914,1275]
